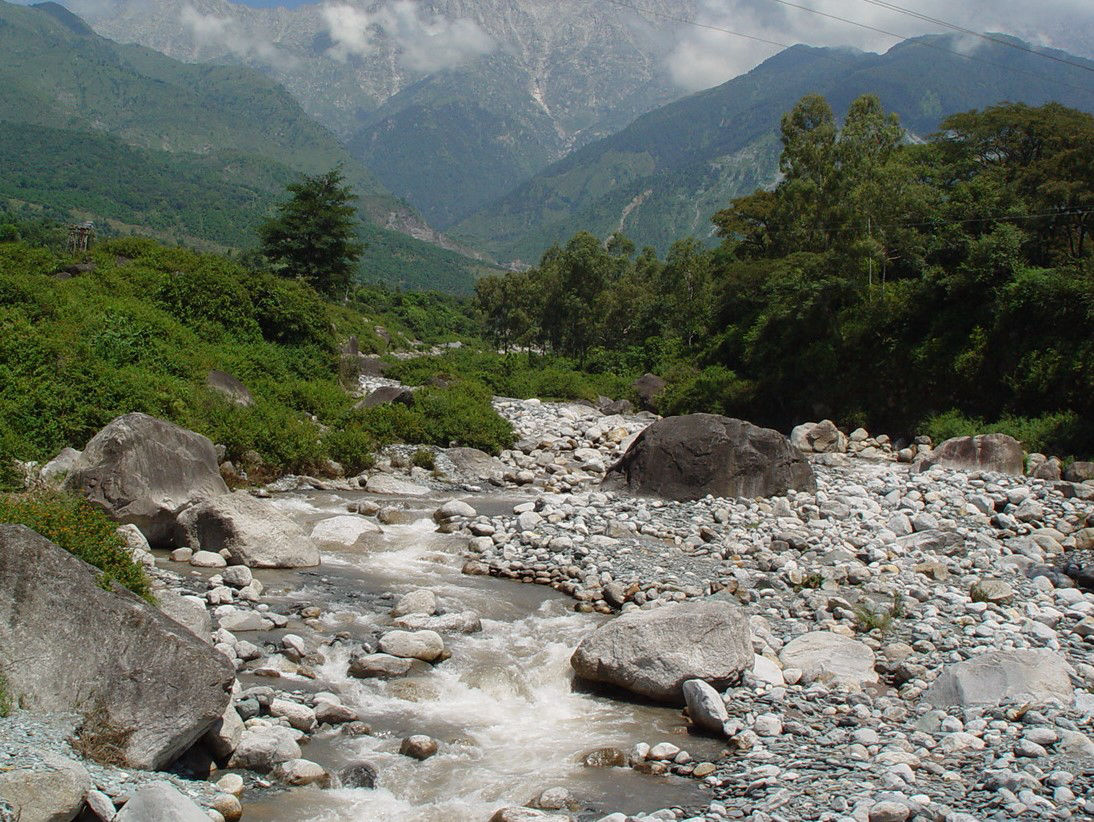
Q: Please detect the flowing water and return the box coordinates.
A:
[243,490,717,822]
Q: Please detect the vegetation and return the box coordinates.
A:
[473,98,1094,457]
[0,490,152,601]
[0,674,12,717]
[259,169,366,298]
[853,593,906,635]
[0,228,511,484]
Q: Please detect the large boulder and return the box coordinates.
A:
[632,373,666,411]
[919,433,1024,476]
[0,526,235,770]
[38,447,82,488]
[63,413,228,546]
[355,386,414,409]
[779,632,878,689]
[570,600,752,703]
[604,414,815,501]
[789,420,848,454]
[177,491,319,568]
[439,447,506,484]
[1064,461,1094,483]
[924,650,1075,708]
[0,752,92,822]
[114,782,208,822]
[205,370,253,407]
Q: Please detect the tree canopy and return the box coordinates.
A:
[258,169,366,297]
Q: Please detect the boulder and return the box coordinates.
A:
[0,526,234,770]
[272,758,331,787]
[355,385,414,409]
[379,630,445,662]
[924,650,1075,708]
[339,761,378,788]
[114,782,208,822]
[364,474,431,496]
[177,491,319,568]
[682,678,729,735]
[604,414,815,501]
[399,735,439,760]
[919,433,1024,476]
[0,752,91,822]
[392,589,438,617]
[38,447,82,488]
[632,373,666,411]
[157,590,213,643]
[779,632,878,689]
[1064,461,1094,483]
[309,515,382,548]
[789,420,847,454]
[205,370,253,407]
[570,600,752,703]
[433,499,476,521]
[439,447,506,483]
[63,413,228,546]
[204,703,245,761]
[348,652,415,679]
[490,808,572,822]
[228,725,302,773]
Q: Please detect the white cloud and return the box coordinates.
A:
[667,0,1094,91]
[179,4,295,68]
[321,1,495,73]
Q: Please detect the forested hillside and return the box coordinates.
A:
[0,0,496,292]
[454,35,1094,264]
[471,98,1094,456]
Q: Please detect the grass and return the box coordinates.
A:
[793,572,825,591]
[0,674,12,717]
[411,448,436,470]
[0,490,153,601]
[68,704,134,766]
[852,593,905,635]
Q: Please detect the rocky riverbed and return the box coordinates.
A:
[2,382,1092,822]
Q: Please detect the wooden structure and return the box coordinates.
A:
[67,221,95,253]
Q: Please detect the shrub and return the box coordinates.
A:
[0,491,152,601]
[411,447,436,470]
[323,427,378,475]
[852,593,905,635]
[155,259,260,338]
[0,674,12,717]
[922,409,1085,456]
[659,365,755,417]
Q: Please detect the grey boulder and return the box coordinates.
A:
[570,600,752,703]
[779,632,878,689]
[228,726,302,773]
[0,751,91,822]
[177,491,319,568]
[38,447,82,488]
[790,420,848,454]
[63,412,228,546]
[682,679,729,735]
[919,433,1025,476]
[0,525,235,770]
[114,782,208,822]
[924,650,1075,708]
[604,414,815,501]
[205,370,253,407]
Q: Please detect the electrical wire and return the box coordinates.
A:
[857,0,1094,73]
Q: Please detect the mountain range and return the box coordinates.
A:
[451,34,1094,263]
[0,0,497,291]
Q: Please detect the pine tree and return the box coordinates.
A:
[258,169,365,297]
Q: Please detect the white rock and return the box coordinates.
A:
[309,515,382,547]
[392,589,438,617]
[779,632,878,689]
[379,629,445,662]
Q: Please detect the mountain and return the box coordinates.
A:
[55,0,692,228]
[450,35,1094,264]
[0,1,495,291]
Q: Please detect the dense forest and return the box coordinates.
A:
[474,97,1094,456]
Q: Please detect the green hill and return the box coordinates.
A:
[0,1,494,292]
[452,35,1094,263]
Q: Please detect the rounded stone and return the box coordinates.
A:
[400,735,439,760]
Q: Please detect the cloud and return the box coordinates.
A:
[321,1,495,73]
[179,4,295,68]
[666,0,1094,91]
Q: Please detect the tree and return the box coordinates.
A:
[258,169,365,297]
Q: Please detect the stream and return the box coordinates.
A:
[237,489,718,822]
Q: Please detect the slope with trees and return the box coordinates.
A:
[472,97,1094,456]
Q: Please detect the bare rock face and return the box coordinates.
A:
[919,433,1025,476]
[570,600,752,703]
[605,414,815,501]
[0,525,235,770]
[177,491,319,568]
[63,412,228,547]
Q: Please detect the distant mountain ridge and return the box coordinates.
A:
[450,34,1094,264]
[0,0,496,291]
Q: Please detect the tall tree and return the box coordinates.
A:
[259,169,365,298]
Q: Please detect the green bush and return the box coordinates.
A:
[658,365,755,417]
[411,447,436,470]
[0,674,12,717]
[0,491,152,601]
[322,427,377,475]
[155,259,260,338]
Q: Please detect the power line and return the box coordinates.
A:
[857,0,1094,74]
[759,0,1092,93]
[606,0,1092,96]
